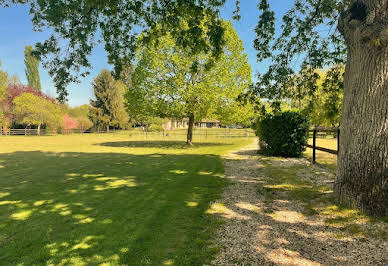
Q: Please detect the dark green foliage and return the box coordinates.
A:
[24,45,41,91]
[256,111,309,157]
[89,70,129,130]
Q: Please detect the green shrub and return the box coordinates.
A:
[148,123,164,132]
[256,110,310,157]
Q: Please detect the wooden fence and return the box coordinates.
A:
[0,128,49,136]
[305,127,340,164]
[0,128,255,139]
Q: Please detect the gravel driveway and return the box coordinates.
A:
[210,140,387,265]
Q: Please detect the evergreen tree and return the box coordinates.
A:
[24,45,41,91]
[89,69,128,131]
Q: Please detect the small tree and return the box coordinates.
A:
[13,93,62,134]
[77,116,93,133]
[2,84,55,130]
[89,70,129,131]
[24,45,42,91]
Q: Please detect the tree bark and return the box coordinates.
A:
[37,124,41,136]
[336,0,388,216]
[186,113,194,145]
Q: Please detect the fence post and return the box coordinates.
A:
[313,128,317,164]
[337,128,340,153]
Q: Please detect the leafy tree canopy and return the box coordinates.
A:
[61,104,90,119]
[0,60,7,100]
[126,20,254,131]
[254,0,348,102]
[13,92,62,130]
[288,65,344,127]
[0,0,240,102]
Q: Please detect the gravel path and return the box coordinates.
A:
[210,140,387,265]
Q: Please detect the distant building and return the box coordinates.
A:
[163,118,221,130]
[195,119,221,128]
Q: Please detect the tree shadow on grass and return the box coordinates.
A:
[0,150,226,265]
[97,140,232,149]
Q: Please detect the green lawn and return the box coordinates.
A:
[0,133,252,265]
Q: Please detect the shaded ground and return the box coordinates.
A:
[211,141,387,265]
[98,140,231,149]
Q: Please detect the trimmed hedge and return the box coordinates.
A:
[256,110,310,157]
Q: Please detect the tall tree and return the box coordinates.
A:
[254,0,387,216]
[126,20,253,144]
[0,60,8,128]
[24,45,42,91]
[89,69,129,131]
[1,0,235,102]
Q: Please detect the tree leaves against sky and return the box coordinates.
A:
[254,0,347,102]
[1,0,234,102]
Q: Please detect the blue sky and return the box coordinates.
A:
[0,1,294,106]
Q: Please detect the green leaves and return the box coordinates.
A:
[24,45,41,91]
[3,0,235,101]
[13,92,63,129]
[254,0,275,62]
[126,19,253,126]
[256,110,310,157]
[254,0,347,102]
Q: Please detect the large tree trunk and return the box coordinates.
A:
[186,113,194,145]
[336,0,388,216]
[37,124,41,136]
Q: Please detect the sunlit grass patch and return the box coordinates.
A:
[0,133,253,265]
[259,158,387,240]
[304,137,338,170]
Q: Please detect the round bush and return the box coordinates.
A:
[256,111,310,157]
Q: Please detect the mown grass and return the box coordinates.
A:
[259,160,387,241]
[0,133,253,265]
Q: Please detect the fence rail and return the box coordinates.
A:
[0,128,49,136]
[0,128,255,138]
[307,127,340,164]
